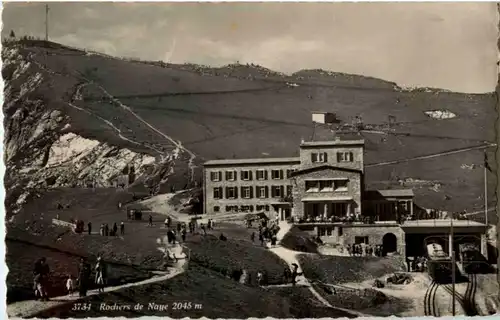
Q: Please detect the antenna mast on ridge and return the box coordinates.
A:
[45,4,49,41]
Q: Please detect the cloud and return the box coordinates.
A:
[2,2,498,93]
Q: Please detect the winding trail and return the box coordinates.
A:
[365,143,496,168]
[464,207,496,217]
[266,222,368,318]
[93,84,197,180]
[31,51,197,186]
[7,245,187,318]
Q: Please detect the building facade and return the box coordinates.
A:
[203,158,300,216]
[203,120,488,258]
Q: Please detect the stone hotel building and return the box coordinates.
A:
[203,113,489,257]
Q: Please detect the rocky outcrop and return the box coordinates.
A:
[2,43,173,215]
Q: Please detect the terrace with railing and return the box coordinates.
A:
[292,209,480,227]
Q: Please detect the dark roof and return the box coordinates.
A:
[204,157,300,166]
[364,189,415,200]
[290,165,362,177]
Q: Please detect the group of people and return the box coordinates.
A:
[406,256,428,272]
[345,243,386,257]
[219,268,269,286]
[164,216,218,244]
[250,220,279,247]
[98,222,125,237]
[33,255,108,300]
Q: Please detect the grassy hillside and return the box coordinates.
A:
[33,263,356,319]
[298,254,406,284]
[4,40,497,213]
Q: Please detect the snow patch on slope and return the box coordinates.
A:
[424,110,456,120]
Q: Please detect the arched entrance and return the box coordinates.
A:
[383,233,398,253]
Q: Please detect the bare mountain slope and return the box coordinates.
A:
[2,39,497,216]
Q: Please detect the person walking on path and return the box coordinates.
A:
[164,218,169,229]
[66,275,75,296]
[290,263,301,286]
[148,214,153,227]
[120,222,125,235]
[77,258,91,297]
[259,232,264,246]
[87,222,92,235]
[94,256,107,293]
[33,257,50,301]
[181,226,187,242]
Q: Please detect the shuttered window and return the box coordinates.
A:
[210,171,222,181]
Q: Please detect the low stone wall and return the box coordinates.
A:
[296,223,405,255]
[52,218,76,231]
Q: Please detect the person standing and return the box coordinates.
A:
[33,257,50,301]
[112,223,118,236]
[104,223,109,236]
[181,226,187,242]
[148,214,153,227]
[94,256,107,293]
[99,224,104,236]
[66,275,75,296]
[78,258,91,297]
[259,232,264,247]
[120,222,125,236]
[87,222,92,235]
[251,232,255,243]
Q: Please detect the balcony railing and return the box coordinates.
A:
[294,212,477,226]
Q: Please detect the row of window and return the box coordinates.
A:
[305,179,349,192]
[210,169,296,182]
[213,204,272,213]
[311,151,354,163]
[213,185,292,200]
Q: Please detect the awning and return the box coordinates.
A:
[301,196,353,202]
[401,219,487,228]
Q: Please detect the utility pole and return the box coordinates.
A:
[484,158,488,226]
[451,216,456,316]
[45,4,49,41]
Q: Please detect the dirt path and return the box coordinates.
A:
[7,244,187,318]
[464,207,496,217]
[91,83,197,179]
[365,143,496,168]
[267,225,368,317]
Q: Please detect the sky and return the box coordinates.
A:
[2,2,499,93]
